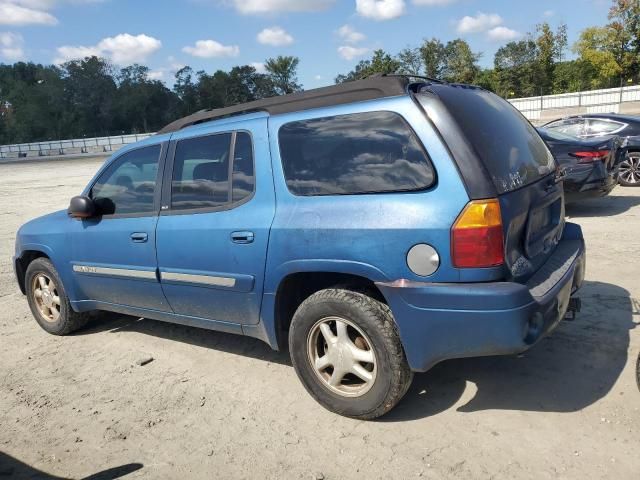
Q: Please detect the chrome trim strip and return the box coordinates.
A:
[73,264,156,280]
[161,271,236,288]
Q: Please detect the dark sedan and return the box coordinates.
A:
[543,113,640,186]
[537,128,622,203]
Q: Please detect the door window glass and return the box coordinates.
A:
[90,144,161,215]
[171,133,232,210]
[232,132,255,203]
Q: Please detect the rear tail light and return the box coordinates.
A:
[451,199,504,268]
[570,150,609,163]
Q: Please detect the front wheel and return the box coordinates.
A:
[289,289,413,419]
[25,258,90,335]
[618,153,640,186]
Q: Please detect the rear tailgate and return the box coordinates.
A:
[416,84,563,282]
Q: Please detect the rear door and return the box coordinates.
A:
[418,86,564,282]
[155,117,275,325]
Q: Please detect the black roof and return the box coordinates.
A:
[158,75,412,134]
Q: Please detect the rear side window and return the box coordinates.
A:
[278,111,435,196]
[586,119,625,136]
[171,132,255,210]
[420,88,555,194]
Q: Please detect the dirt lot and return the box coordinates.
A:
[0,157,638,480]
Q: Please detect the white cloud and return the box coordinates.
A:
[55,33,162,64]
[543,9,554,17]
[456,12,502,34]
[314,74,322,80]
[356,0,405,21]
[0,1,58,25]
[0,31,24,60]
[337,24,365,44]
[257,26,293,46]
[487,26,521,42]
[338,45,369,60]
[147,69,165,81]
[182,39,239,58]
[231,0,335,14]
[250,61,267,73]
[412,0,456,5]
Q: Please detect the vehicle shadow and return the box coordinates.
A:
[78,312,292,367]
[0,451,142,479]
[381,280,637,422]
[566,191,640,218]
[75,281,635,423]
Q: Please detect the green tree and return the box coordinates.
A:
[419,38,447,78]
[442,39,480,83]
[536,22,568,94]
[494,40,540,97]
[397,47,422,75]
[574,26,623,87]
[264,56,302,95]
[335,49,401,83]
[61,56,117,137]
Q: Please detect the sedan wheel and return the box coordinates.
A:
[619,153,640,186]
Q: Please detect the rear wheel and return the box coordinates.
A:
[289,289,413,419]
[25,258,90,335]
[618,152,640,186]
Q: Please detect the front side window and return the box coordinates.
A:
[90,144,161,215]
[278,111,435,196]
[171,131,255,210]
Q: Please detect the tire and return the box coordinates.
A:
[25,257,90,335]
[618,152,640,187]
[289,289,413,420]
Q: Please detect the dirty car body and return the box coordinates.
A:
[14,77,586,418]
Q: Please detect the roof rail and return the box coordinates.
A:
[158,76,411,134]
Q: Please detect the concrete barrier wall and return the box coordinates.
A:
[0,133,154,160]
[509,85,640,124]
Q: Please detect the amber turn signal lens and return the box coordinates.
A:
[451,199,504,268]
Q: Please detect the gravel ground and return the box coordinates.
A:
[0,157,638,480]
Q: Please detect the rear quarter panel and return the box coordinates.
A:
[264,96,492,294]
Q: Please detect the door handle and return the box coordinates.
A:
[130,232,148,243]
[231,231,254,244]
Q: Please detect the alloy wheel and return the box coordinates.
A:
[307,316,377,397]
[31,273,61,323]
[619,154,640,185]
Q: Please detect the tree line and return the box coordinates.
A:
[1,0,638,145]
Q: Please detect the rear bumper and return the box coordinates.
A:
[565,164,618,201]
[378,223,586,372]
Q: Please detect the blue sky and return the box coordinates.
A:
[0,0,612,87]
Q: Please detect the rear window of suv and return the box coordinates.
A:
[278,111,435,196]
[419,86,555,194]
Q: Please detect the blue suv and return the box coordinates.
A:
[13,76,586,419]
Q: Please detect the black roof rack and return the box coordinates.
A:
[158,75,416,134]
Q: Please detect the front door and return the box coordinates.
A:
[155,119,274,325]
[69,143,170,312]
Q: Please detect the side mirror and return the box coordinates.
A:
[68,195,95,219]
